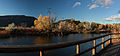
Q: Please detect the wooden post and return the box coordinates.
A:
[101,37,104,49]
[109,35,111,44]
[92,40,96,56]
[76,44,80,54]
[40,51,43,56]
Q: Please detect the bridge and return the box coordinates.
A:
[0,33,119,56]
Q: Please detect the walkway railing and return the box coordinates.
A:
[0,33,119,56]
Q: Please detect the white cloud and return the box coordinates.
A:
[89,4,99,9]
[95,0,112,7]
[89,0,112,9]
[87,4,90,7]
[103,14,120,21]
[92,0,95,1]
[73,2,81,8]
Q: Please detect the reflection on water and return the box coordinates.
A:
[34,36,51,44]
[0,33,105,56]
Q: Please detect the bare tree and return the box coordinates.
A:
[47,8,51,18]
[47,8,57,23]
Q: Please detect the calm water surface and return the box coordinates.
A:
[0,33,108,56]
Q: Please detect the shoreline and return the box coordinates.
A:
[0,29,111,37]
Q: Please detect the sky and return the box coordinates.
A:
[0,0,120,24]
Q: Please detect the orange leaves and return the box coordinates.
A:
[71,19,75,22]
[98,24,104,30]
[34,14,51,30]
[38,14,43,21]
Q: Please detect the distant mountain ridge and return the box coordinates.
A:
[0,15,37,27]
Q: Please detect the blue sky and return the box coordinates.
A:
[0,0,119,24]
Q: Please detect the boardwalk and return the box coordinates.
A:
[98,43,120,56]
[0,33,118,56]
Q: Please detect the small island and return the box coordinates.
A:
[0,13,117,37]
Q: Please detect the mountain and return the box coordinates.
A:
[0,15,37,27]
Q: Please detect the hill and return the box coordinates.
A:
[0,15,37,27]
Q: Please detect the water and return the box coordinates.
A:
[0,33,108,56]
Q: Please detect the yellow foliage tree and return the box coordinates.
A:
[34,8,57,31]
[71,19,74,22]
[34,15,50,30]
[38,14,42,21]
[98,24,104,30]
[34,13,56,31]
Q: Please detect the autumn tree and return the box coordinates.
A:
[77,22,91,30]
[5,23,15,31]
[34,8,57,31]
[91,22,98,30]
[78,23,84,30]
[58,21,68,31]
[98,24,104,30]
[34,15,51,30]
[71,18,75,22]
